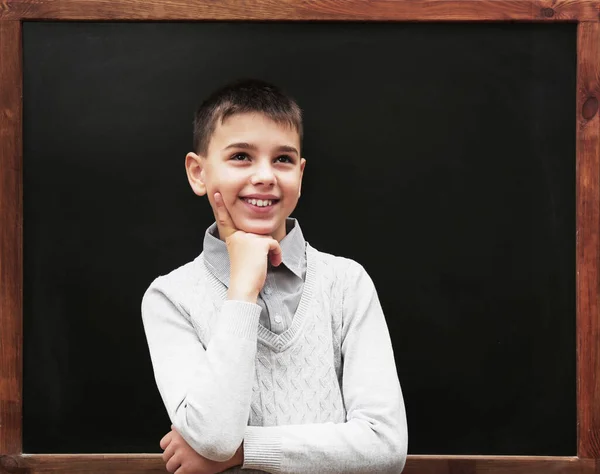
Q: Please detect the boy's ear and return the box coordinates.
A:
[298,157,306,198]
[185,152,207,196]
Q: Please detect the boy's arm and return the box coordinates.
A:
[142,192,283,466]
[240,261,408,474]
[143,192,282,465]
[141,280,260,462]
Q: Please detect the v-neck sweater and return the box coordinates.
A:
[141,243,408,473]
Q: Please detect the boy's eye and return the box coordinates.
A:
[230,153,293,163]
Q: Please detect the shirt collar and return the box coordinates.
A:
[202,217,306,287]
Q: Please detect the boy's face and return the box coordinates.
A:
[186,112,306,242]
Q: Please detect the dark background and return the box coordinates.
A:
[22,21,576,455]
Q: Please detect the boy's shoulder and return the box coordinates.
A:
[307,242,367,280]
[309,245,380,302]
[144,253,204,298]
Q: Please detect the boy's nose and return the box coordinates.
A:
[250,164,276,185]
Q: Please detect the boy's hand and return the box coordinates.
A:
[213,192,282,303]
[160,425,243,474]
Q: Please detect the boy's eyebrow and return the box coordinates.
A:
[223,142,299,155]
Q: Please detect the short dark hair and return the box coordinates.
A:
[192,79,303,156]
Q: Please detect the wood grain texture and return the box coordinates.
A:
[0,20,22,457]
[0,0,598,21]
[0,0,597,471]
[0,455,598,473]
[577,21,600,460]
[0,455,166,473]
[404,456,600,473]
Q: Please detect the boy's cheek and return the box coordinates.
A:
[204,182,220,204]
[205,185,235,212]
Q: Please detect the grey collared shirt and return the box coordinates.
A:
[202,218,307,335]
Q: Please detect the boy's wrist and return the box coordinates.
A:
[227,287,258,304]
[226,442,244,468]
[236,442,244,467]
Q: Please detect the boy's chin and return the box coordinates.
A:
[239,223,276,236]
[236,218,282,237]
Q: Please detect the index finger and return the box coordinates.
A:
[213,192,238,240]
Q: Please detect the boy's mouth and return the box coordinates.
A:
[240,197,279,208]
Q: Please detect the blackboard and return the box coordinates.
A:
[22,21,576,456]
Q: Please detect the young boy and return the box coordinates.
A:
[141,79,408,474]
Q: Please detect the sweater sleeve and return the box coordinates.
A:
[141,277,261,462]
[241,261,408,473]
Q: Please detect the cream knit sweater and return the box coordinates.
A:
[141,242,408,473]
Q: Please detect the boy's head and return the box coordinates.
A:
[185,79,306,242]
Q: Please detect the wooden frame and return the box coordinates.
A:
[1,1,599,472]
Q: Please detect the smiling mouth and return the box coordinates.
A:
[240,197,280,208]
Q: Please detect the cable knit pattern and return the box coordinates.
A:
[249,254,345,428]
[141,242,407,474]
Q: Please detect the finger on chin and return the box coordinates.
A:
[214,192,238,239]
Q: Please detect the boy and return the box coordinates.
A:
[141,79,408,473]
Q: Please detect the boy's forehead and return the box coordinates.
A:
[212,112,300,149]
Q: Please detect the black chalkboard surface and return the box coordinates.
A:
[22,21,576,455]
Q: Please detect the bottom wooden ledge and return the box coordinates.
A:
[0,454,597,473]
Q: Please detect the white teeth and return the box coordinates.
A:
[244,198,274,207]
